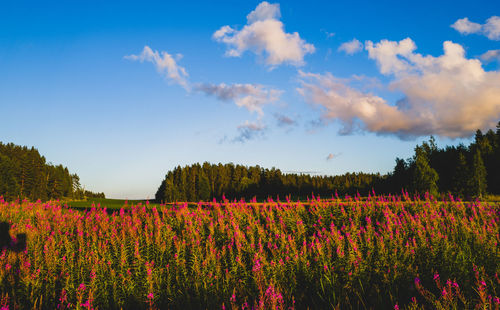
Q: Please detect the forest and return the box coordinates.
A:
[155,122,500,202]
[0,142,104,201]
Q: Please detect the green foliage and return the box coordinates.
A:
[197,172,211,201]
[452,152,469,198]
[0,142,104,201]
[155,163,384,202]
[412,146,439,197]
[387,121,500,197]
[469,149,487,198]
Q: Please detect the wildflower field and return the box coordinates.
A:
[0,194,498,309]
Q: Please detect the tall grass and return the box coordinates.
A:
[0,193,498,309]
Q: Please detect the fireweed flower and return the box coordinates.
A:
[0,196,497,308]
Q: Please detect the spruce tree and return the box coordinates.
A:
[412,146,439,197]
[469,149,487,198]
[197,172,211,201]
[451,152,469,198]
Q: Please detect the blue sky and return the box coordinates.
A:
[1,0,499,199]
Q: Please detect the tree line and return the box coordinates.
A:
[389,123,500,198]
[155,121,500,202]
[154,162,383,202]
[0,142,104,201]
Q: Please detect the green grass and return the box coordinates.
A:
[65,198,162,210]
[485,194,500,203]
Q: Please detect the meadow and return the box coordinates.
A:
[0,194,498,309]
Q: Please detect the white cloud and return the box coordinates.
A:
[365,38,416,75]
[233,121,267,142]
[195,82,282,116]
[451,17,482,35]
[213,1,315,66]
[481,49,500,62]
[297,71,409,135]
[451,16,500,40]
[125,46,189,89]
[484,16,500,40]
[338,39,363,55]
[246,1,281,23]
[298,39,500,138]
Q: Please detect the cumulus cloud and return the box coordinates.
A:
[298,71,408,135]
[195,83,282,116]
[451,17,482,35]
[338,39,363,55]
[365,38,416,75]
[481,49,500,62]
[484,16,500,40]
[233,121,267,142]
[298,39,500,138]
[451,16,500,40]
[246,1,281,23]
[213,1,315,66]
[125,46,189,89]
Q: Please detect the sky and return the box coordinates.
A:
[1,0,499,199]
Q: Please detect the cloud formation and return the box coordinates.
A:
[274,113,297,127]
[195,83,281,116]
[326,153,340,161]
[298,71,404,135]
[125,46,189,89]
[338,39,363,55]
[298,39,500,138]
[481,49,500,62]
[233,121,267,142]
[451,16,500,40]
[213,1,315,66]
[451,17,482,35]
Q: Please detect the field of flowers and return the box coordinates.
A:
[0,193,498,309]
